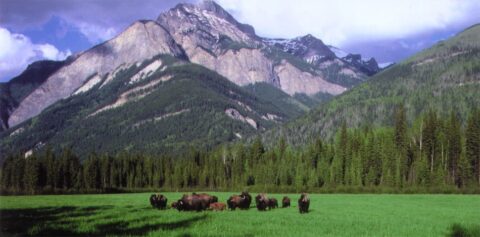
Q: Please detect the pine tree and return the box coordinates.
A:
[447,112,462,186]
[337,121,348,185]
[24,155,40,194]
[44,147,56,189]
[422,110,438,173]
[457,153,471,188]
[250,137,265,163]
[394,104,408,151]
[465,109,480,185]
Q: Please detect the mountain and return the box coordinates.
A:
[0,0,382,157]
[5,20,185,130]
[0,55,303,157]
[1,1,359,132]
[263,24,480,146]
[264,35,381,87]
[156,1,347,96]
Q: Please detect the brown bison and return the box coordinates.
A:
[282,196,291,208]
[195,193,218,205]
[268,198,278,209]
[149,194,167,209]
[227,191,252,210]
[171,201,178,209]
[298,193,310,214]
[255,193,270,211]
[209,202,226,211]
[175,193,218,212]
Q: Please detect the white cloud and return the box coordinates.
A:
[0,27,71,81]
[76,22,117,43]
[216,0,480,46]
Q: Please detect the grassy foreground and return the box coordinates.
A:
[0,193,479,236]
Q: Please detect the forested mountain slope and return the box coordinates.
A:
[264,24,480,146]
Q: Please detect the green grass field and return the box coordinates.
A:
[1,193,479,236]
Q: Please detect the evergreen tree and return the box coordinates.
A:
[447,112,462,186]
[422,110,438,173]
[337,121,349,185]
[466,109,480,185]
[24,155,40,194]
[394,104,408,151]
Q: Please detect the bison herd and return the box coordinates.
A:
[149,192,310,214]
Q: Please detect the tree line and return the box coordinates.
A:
[1,107,479,194]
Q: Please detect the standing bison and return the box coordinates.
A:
[282,196,291,208]
[150,194,168,209]
[268,198,278,209]
[227,192,252,210]
[298,193,310,214]
[175,193,218,212]
[255,193,270,211]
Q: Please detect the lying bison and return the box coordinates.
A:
[209,202,226,211]
[255,193,270,211]
[175,193,218,212]
[282,196,291,208]
[150,194,168,209]
[268,198,278,209]
[227,192,252,210]
[298,193,310,214]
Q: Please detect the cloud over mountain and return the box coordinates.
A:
[0,27,71,81]
[216,0,480,46]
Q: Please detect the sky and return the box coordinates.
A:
[1,0,480,82]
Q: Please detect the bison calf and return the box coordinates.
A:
[298,193,310,214]
[209,202,226,211]
[282,196,291,208]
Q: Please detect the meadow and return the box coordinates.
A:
[0,192,479,236]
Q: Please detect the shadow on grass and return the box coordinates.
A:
[447,223,480,237]
[0,205,208,236]
[94,215,208,236]
[0,205,113,236]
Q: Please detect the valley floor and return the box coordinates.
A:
[0,193,479,236]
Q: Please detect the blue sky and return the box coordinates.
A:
[1,0,480,82]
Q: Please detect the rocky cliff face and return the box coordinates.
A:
[8,20,184,127]
[274,60,346,95]
[157,1,346,95]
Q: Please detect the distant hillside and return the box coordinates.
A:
[264,24,480,146]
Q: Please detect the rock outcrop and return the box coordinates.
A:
[275,60,346,95]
